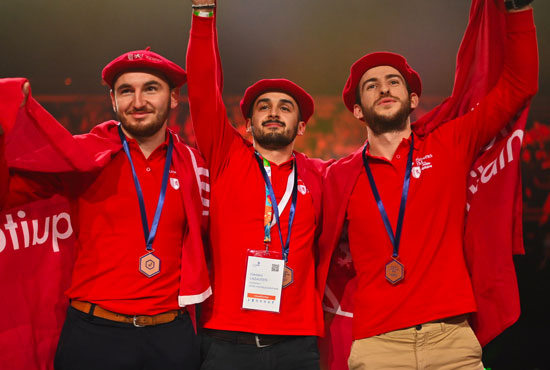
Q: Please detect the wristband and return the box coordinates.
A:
[504,0,533,10]
[193,9,214,17]
[192,3,216,9]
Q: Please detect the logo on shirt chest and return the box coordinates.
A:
[411,154,433,179]
[168,170,180,190]
[170,170,180,190]
[297,179,308,195]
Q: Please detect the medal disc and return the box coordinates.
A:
[282,265,294,288]
[385,259,404,284]
[139,253,161,278]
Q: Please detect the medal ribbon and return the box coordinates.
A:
[254,153,298,262]
[362,134,414,258]
[118,124,173,251]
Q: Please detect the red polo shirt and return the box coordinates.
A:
[203,143,320,335]
[347,130,478,340]
[4,134,186,315]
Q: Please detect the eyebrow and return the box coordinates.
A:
[361,74,405,90]
[115,80,161,92]
[255,97,296,108]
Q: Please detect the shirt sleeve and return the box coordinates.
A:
[449,9,538,162]
[186,14,240,179]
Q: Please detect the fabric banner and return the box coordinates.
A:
[320,0,531,368]
[0,195,75,370]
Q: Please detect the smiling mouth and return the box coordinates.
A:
[130,111,153,118]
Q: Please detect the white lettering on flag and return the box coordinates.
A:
[0,211,73,254]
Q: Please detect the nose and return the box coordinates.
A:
[133,91,146,109]
[380,82,390,96]
[268,106,279,118]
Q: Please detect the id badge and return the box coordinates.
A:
[242,250,284,313]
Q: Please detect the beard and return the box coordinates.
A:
[362,95,411,136]
[117,102,171,139]
[251,119,298,150]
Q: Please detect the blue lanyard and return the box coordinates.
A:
[362,134,414,258]
[254,153,298,262]
[117,124,173,251]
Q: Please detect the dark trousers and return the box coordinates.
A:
[54,306,200,370]
[200,332,320,370]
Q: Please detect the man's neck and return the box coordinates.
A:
[367,125,412,160]
[121,125,167,159]
[254,143,295,165]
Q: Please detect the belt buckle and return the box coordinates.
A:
[133,315,146,328]
[254,335,269,348]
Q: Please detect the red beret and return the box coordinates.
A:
[342,52,422,112]
[240,79,315,123]
[102,47,187,88]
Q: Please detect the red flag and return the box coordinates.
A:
[0,196,75,370]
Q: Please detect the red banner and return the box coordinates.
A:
[0,195,75,370]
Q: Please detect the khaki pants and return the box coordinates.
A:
[348,315,483,370]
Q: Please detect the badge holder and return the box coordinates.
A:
[241,249,284,313]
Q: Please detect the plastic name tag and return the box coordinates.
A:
[242,250,284,313]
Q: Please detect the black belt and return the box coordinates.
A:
[413,314,468,331]
[204,329,292,348]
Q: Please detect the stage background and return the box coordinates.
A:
[1,1,549,369]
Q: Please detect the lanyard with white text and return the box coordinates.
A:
[254,153,298,263]
[362,134,413,284]
[118,124,173,277]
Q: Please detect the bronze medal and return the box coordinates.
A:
[139,252,161,278]
[385,259,404,284]
[282,265,294,288]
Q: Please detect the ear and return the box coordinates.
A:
[297,120,306,136]
[353,104,365,121]
[170,88,180,109]
[410,93,419,110]
[245,118,252,133]
[110,90,118,113]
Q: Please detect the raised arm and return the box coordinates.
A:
[0,81,73,209]
[187,0,239,178]
[452,4,538,159]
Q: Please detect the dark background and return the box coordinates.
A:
[1,1,548,98]
[1,1,549,369]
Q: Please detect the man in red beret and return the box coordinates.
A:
[0,49,211,369]
[318,1,538,369]
[186,1,329,369]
